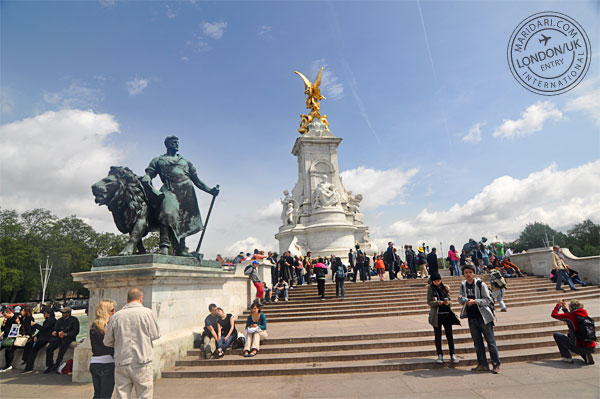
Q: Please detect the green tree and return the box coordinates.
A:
[566,219,600,257]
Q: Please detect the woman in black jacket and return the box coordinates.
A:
[19,306,36,365]
[89,300,116,399]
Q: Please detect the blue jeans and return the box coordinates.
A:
[468,318,501,367]
[556,269,576,290]
[217,335,235,351]
[276,288,288,299]
[570,274,585,286]
[451,260,460,276]
[90,362,115,399]
[336,278,345,298]
[296,269,304,285]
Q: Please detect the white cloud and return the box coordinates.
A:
[0,109,123,232]
[493,101,563,140]
[385,161,600,248]
[201,21,227,39]
[257,25,272,37]
[461,122,485,144]
[340,166,419,210]
[99,0,116,7]
[165,4,178,19]
[565,89,600,126]
[253,200,281,224]
[43,82,102,109]
[223,236,276,258]
[186,35,210,53]
[1,90,15,114]
[310,59,344,100]
[126,77,150,96]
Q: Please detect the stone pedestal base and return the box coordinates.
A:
[71,255,264,382]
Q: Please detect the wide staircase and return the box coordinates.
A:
[162,275,600,378]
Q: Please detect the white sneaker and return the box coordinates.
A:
[561,357,574,363]
[285,298,289,302]
[274,298,278,302]
[436,355,443,364]
[451,354,459,364]
[0,366,12,372]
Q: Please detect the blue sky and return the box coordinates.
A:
[1,0,598,257]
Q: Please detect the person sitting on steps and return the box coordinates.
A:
[243,301,267,357]
[274,278,289,302]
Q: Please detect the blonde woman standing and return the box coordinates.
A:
[90,300,116,399]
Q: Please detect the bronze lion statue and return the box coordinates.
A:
[92,166,160,255]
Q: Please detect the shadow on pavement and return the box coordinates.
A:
[0,370,88,386]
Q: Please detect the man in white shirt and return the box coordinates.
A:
[104,288,160,399]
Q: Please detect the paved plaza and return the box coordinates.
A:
[1,300,598,398]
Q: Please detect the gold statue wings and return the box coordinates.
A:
[294,67,325,103]
[294,67,329,134]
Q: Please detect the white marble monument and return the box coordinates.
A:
[275,119,376,259]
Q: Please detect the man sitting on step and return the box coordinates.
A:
[274,278,289,302]
[201,304,219,359]
[551,299,596,365]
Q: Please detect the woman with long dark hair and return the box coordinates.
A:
[427,272,461,364]
[243,301,267,357]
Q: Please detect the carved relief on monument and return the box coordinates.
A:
[280,190,299,227]
[346,191,364,224]
[312,174,340,209]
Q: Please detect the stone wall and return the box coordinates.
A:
[71,256,267,383]
[510,247,600,285]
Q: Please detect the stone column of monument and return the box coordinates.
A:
[275,67,376,259]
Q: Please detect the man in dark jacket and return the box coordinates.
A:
[21,307,57,373]
[427,248,439,277]
[384,242,396,280]
[353,245,366,282]
[0,307,20,372]
[45,307,80,373]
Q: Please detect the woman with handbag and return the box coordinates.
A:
[89,300,116,399]
[427,271,461,364]
[242,301,267,357]
[0,307,21,372]
[18,306,35,365]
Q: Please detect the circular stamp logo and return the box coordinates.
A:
[507,11,591,96]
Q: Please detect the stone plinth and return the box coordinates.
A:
[276,120,377,259]
[71,255,266,382]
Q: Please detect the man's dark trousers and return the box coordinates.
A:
[24,340,49,371]
[46,338,73,368]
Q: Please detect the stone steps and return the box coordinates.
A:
[163,273,597,379]
[178,336,561,366]
[237,289,600,323]
[252,284,594,312]
[184,324,571,357]
[162,347,575,378]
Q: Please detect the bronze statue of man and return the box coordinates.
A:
[142,136,219,256]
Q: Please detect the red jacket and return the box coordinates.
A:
[551,304,596,348]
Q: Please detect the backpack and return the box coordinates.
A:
[575,315,597,343]
[244,265,254,276]
[336,265,346,280]
[489,270,507,289]
[357,252,365,263]
[476,280,495,316]
[232,336,246,349]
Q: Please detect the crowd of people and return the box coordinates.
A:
[0,241,594,391]
[235,241,595,374]
[1,288,159,399]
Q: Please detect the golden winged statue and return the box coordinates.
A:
[294,67,329,134]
